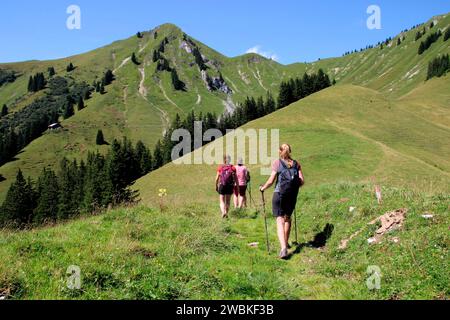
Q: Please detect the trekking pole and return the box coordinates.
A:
[248,181,256,208]
[293,208,299,245]
[260,190,270,254]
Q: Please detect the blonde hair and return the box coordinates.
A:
[279,144,292,160]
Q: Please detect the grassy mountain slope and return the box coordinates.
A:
[1,182,447,299]
[0,14,449,201]
[133,79,450,207]
[0,13,449,301]
[305,13,450,97]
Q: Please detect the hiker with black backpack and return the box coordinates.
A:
[215,155,238,218]
[259,144,304,259]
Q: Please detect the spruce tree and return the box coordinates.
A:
[83,152,110,210]
[277,81,293,109]
[265,92,276,114]
[444,28,450,42]
[34,168,59,224]
[107,139,129,204]
[256,96,265,118]
[77,96,85,111]
[131,53,140,65]
[171,68,185,91]
[63,101,75,119]
[153,140,164,170]
[48,66,56,77]
[1,104,8,117]
[96,130,106,145]
[66,63,75,72]
[105,70,115,85]
[135,140,152,175]
[57,158,76,220]
[28,76,34,92]
[152,50,160,63]
[1,169,34,227]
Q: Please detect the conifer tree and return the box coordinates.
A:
[77,96,85,111]
[444,28,450,42]
[48,66,56,77]
[152,50,160,63]
[63,100,75,119]
[277,81,293,109]
[1,104,8,117]
[34,168,59,224]
[1,169,34,227]
[153,140,164,170]
[66,63,75,72]
[131,53,140,65]
[103,70,115,86]
[96,130,106,145]
[171,68,185,91]
[57,158,77,220]
[265,92,276,114]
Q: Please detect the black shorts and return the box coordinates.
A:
[218,184,234,195]
[234,185,247,197]
[272,192,298,217]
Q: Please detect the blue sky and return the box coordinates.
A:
[0,0,449,64]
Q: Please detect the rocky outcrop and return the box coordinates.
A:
[201,70,232,94]
[180,40,193,54]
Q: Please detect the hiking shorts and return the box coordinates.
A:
[218,184,234,196]
[234,185,247,197]
[272,192,298,217]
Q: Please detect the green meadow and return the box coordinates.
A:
[0,14,449,300]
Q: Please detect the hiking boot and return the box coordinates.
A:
[279,248,288,260]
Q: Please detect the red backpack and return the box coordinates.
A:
[220,165,235,187]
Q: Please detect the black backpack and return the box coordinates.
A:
[278,160,301,196]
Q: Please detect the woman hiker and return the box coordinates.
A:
[215,155,238,218]
[259,144,304,259]
[233,157,250,209]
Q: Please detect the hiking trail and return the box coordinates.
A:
[137,65,170,134]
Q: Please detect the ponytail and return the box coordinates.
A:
[279,144,292,160]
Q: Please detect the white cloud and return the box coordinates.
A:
[245,45,279,61]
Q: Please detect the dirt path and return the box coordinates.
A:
[158,82,184,114]
[251,67,267,91]
[113,56,131,74]
[222,94,236,115]
[123,85,129,126]
[196,94,202,105]
[137,66,170,134]
[138,39,151,53]
[138,67,148,97]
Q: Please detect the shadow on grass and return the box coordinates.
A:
[287,223,335,260]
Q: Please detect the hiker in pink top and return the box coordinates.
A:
[233,158,250,209]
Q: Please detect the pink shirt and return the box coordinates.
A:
[235,165,248,186]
